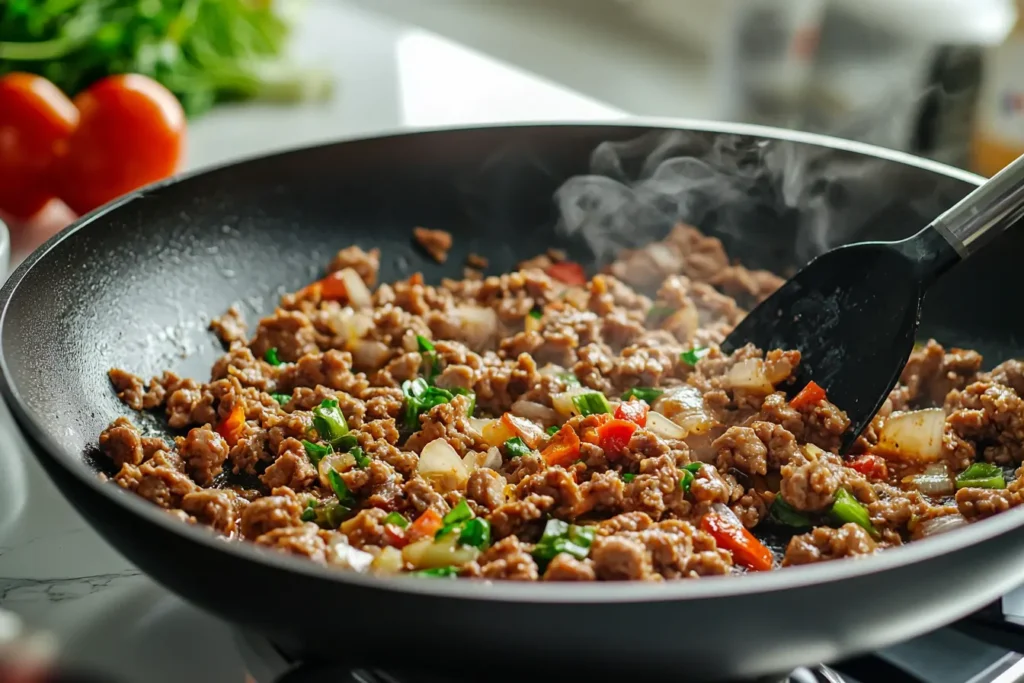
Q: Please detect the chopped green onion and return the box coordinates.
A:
[621,473,636,483]
[409,566,460,578]
[443,498,474,525]
[680,346,709,366]
[679,469,694,493]
[384,512,409,529]
[350,446,370,468]
[621,387,664,403]
[323,503,350,529]
[682,463,703,473]
[571,392,612,417]
[312,398,349,447]
[300,506,317,522]
[647,304,675,320]
[302,439,332,467]
[401,379,456,430]
[270,392,292,404]
[264,347,282,366]
[404,377,430,399]
[532,519,596,563]
[327,469,356,507]
[546,425,559,436]
[335,434,360,452]
[458,518,491,549]
[558,372,581,387]
[416,334,441,381]
[956,463,1006,490]
[770,496,813,527]
[528,308,543,320]
[504,437,531,458]
[829,488,878,538]
[450,387,477,416]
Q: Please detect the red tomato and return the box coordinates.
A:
[0,73,78,220]
[614,399,648,427]
[55,74,185,215]
[848,454,888,481]
[790,380,827,410]
[596,418,639,457]
[700,512,774,572]
[545,261,587,286]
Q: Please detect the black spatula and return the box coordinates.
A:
[722,154,1024,451]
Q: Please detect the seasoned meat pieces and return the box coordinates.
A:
[99,230,1024,582]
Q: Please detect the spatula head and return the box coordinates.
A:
[722,241,923,451]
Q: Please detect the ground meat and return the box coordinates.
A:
[250,309,320,363]
[210,305,248,347]
[255,523,327,562]
[328,245,381,287]
[487,494,553,541]
[403,476,450,516]
[99,416,145,468]
[466,252,489,270]
[260,438,317,491]
[956,470,1024,519]
[713,426,768,476]
[466,468,506,511]
[946,382,1024,464]
[782,524,878,566]
[985,359,1024,397]
[108,369,146,411]
[478,536,539,581]
[515,467,582,517]
[759,392,850,453]
[115,461,197,509]
[578,470,626,516]
[181,489,241,535]
[900,340,982,407]
[340,508,389,549]
[413,226,453,263]
[175,426,230,486]
[543,553,597,581]
[590,534,655,581]
[240,489,303,540]
[779,446,842,512]
[404,394,483,456]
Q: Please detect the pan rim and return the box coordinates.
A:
[1,116,1012,605]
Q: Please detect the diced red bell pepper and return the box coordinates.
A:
[407,509,443,541]
[542,424,582,467]
[700,512,774,572]
[614,399,648,427]
[848,454,888,481]
[596,419,639,458]
[790,380,827,410]
[299,270,349,302]
[215,404,246,447]
[545,261,587,286]
[384,523,409,548]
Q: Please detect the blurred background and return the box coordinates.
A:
[2,0,1023,261]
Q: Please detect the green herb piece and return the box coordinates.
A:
[829,488,879,538]
[416,334,441,381]
[334,434,359,452]
[270,393,292,404]
[647,304,675,321]
[409,566,460,578]
[679,469,695,494]
[621,473,636,483]
[264,347,282,366]
[532,519,596,563]
[300,506,317,522]
[770,496,813,527]
[458,518,491,549]
[956,463,1006,490]
[383,512,409,529]
[302,439,331,467]
[350,446,370,468]
[327,469,356,507]
[323,502,350,529]
[558,372,581,387]
[528,308,543,320]
[682,463,704,473]
[312,398,349,447]
[401,379,456,430]
[571,392,612,417]
[620,387,664,403]
[443,498,474,526]
[504,437,531,458]
[680,346,709,366]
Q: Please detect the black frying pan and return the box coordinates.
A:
[2,121,1024,682]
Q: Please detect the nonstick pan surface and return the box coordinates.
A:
[3,120,1024,681]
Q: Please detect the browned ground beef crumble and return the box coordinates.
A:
[99,223,1024,581]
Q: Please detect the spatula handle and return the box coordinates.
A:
[931,153,1024,259]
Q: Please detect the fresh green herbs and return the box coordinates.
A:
[532,519,596,564]
[416,335,441,382]
[620,387,664,403]
[680,346,709,366]
[621,473,636,483]
[829,488,878,538]
[326,469,356,507]
[312,398,349,448]
[770,496,812,527]
[302,439,331,468]
[504,437,531,458]
[383,512,409,529]
[264,347,282,366]
[571,392,612,417]
[270,393,291,405]
[956,463,1006,490]
[678,463,702,494]
[409,566,460,578]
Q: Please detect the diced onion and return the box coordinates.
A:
[453,306,499,348]
[915,514,968,538]
[723,358,774,394]
[501,413,545,448]
[371,546,405,575]
[653,386,715,437]
[463,447,503,471]
[417,438,469,492]
[402,535,480,569]
[337,268,372,309]
[538,364,568,377]
[660,305,699,342]
[318,451,357,488]
[326,536,374,572]
[646,411,687,440]
[902,461,954,497]
[480,419,516,448]
[325,306,373,342]
[876,408,945,462]
[511,400,558,424]
[552,386,596,418]
[349,339,391,372]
